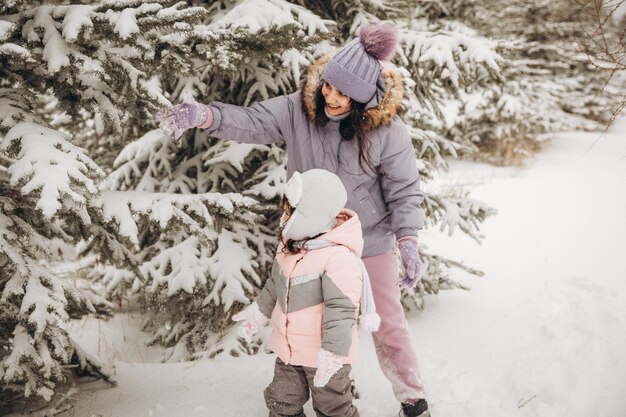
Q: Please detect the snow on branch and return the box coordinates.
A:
[0,199,54,281]
[0,89,37,131]
[0,20,14,41]
[281,47,313,84]
[203,141,268,174]
[210,0,333,35]
[0,122,103,219]
[0,210,28,277]
[7,2,200,133]
[185,24,328,85]
[407,124,472,172]
[144,235,209,296]
[1,325,51,400]
[59,4,97,41]
[423,194,496,242]
[243,147,286,200]
[105,129,177,192]
[95,189,258,246]
[0,43,31,60]
[21,6,72,73]
[1,257,98,400]
[203,226,262,310]
[399,28,502,87]
[101,0,169,8]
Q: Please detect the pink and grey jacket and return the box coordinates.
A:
[202,56,424,257]
[257,209,364,368]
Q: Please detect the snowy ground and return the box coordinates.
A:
[30,120,626,417]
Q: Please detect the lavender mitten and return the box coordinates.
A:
[156,90,212,140]
[398,236,422,289]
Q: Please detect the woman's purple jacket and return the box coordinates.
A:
[204,57,425,257]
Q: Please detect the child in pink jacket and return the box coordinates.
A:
[233,169,380,417]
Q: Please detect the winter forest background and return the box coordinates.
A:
[0,0,625,415]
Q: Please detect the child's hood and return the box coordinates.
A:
[318,209,364,257]
[282,169,347,241]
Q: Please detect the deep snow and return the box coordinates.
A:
[33,120,626,417]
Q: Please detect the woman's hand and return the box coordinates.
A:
[397,236,422,289]
[232,301,270,343]
[156,90,212,140]
[313,348,345,387]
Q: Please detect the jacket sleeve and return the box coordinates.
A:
[379,117,425,239]
[204,92,301,145]
[256,259,284,318]
[320,252,362,357]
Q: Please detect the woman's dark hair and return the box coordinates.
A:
[315,83,376,174]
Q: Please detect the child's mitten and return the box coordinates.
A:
[232,301,270,343]
[313,348,345,387]
[156,90,213,140]
[397,236,422,289]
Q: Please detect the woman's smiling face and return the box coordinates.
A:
[321,81,352,116]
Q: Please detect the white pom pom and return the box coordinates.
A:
[359,313,381,332]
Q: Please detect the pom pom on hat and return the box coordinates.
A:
[322,22,398,104]
[359,23,398,61]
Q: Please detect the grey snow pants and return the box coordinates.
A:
[264,357,359,417]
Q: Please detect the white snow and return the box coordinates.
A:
[24,7,72,73]
[203,141,267,173]
[0,42,31,59]
[400,29,501,86]
[105,8,140,40]
[0,20,14,41]
[1,122,102,218]
[210,0,332,35]
[22,120,626,416]
[144,236,208,296]
[203,227,261,310]
[60,5,96,41]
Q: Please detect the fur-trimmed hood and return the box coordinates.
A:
[301,53,406,133]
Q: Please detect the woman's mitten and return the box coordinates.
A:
[156,90,212,140]
[398,236,422,289]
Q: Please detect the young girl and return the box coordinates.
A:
[233,169,379,417]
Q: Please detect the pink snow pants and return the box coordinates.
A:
[362,250,426,402]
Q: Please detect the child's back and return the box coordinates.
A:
[260,209,364,368]
[234,169,377,417]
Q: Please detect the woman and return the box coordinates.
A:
[158,22,430,417]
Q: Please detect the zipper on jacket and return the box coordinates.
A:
[283,254,305,365]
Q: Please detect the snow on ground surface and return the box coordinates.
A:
[31,120,626,417]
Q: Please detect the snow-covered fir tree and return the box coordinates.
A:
[426,0,625,164]
[0,0,255,409]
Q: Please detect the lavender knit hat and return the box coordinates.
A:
[322,23,398,104]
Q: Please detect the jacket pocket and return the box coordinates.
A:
[353,183,382,227]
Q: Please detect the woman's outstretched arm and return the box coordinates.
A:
[204,92,302,145]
